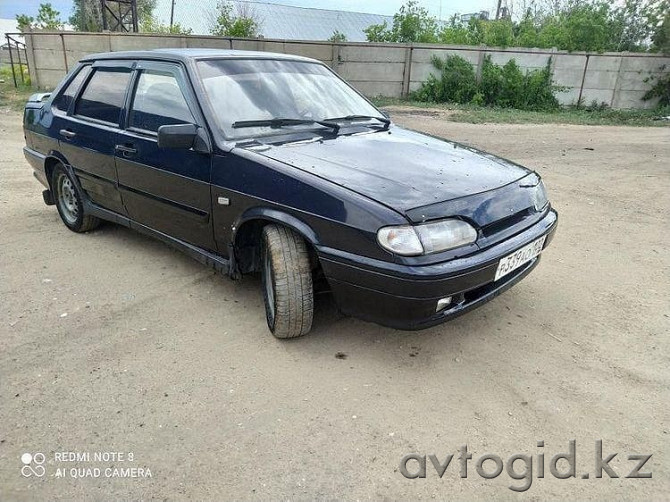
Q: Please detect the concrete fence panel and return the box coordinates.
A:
[282,42,332,62]
[185,37,232,49]
[20,31,670,109]
[486,51,552,70]
[338,44,407,63]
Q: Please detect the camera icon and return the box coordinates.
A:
[21,452,46,478]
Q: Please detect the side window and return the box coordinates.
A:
[53,65,91,113]
[129,71,195,133]
[74,68,131,124]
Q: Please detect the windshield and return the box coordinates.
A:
[196,58,385,139]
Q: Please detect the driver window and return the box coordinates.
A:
[129,70,195,133]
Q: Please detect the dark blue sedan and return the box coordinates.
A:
[22,49,557,338]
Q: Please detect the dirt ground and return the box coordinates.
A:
[1,107,668,501]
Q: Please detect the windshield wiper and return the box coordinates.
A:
[232,117,340,133]
[323,115,390,130]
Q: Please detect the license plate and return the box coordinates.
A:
[494,236,546,281]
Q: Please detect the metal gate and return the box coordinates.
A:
[4,34,29,88]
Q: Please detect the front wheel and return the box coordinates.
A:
[52,163,100,233]
[261,224,314,338]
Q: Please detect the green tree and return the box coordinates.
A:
[69,0,156,32]
[608,0,654,52]
[210,1,261,37]
[365,0,438,43]
[365,0,665,53]
[16,14,34,32]
[521,0,660,52]
[514,10,540,48]
[328,30,347,42]
[439,17,485,45]
[653,14,670,53]
[650,0,670,53]
[140,17,192,35]
[36,3,63,29]
[439,15,474,45]
[483,19,515,47]
[363,22,392,42]
[16,3,63,31]
[558,2,611,52]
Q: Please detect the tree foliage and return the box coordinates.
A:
[364,1,438,43]
[16,3,63,31]
[210,1,261,38]
[649,0,670,53]
[329,30,347,42]
[140,17,192,35]
[366,0,670,53]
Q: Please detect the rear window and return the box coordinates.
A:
[74,68,131,124]
[53,65,91,113]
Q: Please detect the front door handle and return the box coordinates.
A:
[59,129,76,139]
[115,144,137,157]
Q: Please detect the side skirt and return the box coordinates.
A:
[84,201,231,276]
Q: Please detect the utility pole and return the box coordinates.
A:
[495,0,503,19]
[170,0,176,29]
[100,0,108,30]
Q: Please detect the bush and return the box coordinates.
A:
[522,59,559,111]
[643,67,670,107]
[414,54,559,111]
[412,55,477,103]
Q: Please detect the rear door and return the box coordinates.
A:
[56,61,133,215]
[115,61,215,251]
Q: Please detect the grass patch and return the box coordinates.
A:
[372,97,670,127]
[0,80,35,112]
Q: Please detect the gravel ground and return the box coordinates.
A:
[1,107,669,501]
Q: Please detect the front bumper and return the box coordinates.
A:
[318,209,558,330]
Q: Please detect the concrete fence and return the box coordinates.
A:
[21,31,670,109]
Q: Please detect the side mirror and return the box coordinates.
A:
[157,123,198,150]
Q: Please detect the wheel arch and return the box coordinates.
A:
[44,151,73,189]
[232,208,320,275]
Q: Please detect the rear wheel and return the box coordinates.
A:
[52,163,100,233]
[261,224,314,338]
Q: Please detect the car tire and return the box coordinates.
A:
[52,163,100,233]
[261,224,314,338]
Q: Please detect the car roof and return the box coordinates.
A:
[80,48,320,64]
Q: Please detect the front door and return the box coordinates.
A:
[115,61,215,251]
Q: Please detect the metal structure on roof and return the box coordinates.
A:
[101,0,139,32]
[156,0,393,41]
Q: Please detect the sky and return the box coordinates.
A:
[1,0,497,22]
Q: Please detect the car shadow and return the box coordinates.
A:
[85,220,526,366]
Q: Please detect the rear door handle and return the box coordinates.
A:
[59,129,76,139]
[115,144,137,157]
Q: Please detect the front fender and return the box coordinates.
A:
[232,207,320,246]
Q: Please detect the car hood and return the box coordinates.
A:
[256,126,531,216]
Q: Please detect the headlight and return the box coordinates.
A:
[377,219,477,256]
[377,226,423,255]
[415,219,478,253]
[531,180,549,211]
